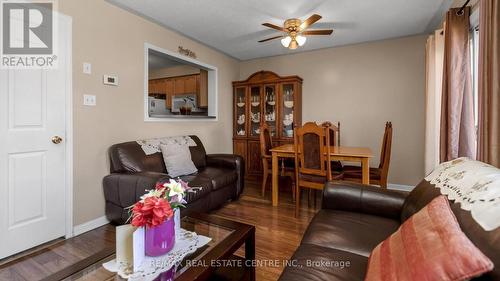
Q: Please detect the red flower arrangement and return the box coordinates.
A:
[131,197,173,228]
[129,179,191,228]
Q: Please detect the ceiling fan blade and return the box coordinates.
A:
[262,23,286,32]
[299,14,322,30]
[258,36,282,43]
[302,29,333,35]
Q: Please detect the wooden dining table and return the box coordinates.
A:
[269,144,373,206]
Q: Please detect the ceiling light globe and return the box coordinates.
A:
[289,39,298,50]
[296,35,306,46]
[281,36,292,48]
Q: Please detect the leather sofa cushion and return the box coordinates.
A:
[188,135,207,169]
[278,244,368,281]
[176,174,213,203]
[197,167,238,190]
[401,179,442,222]
[301,210,400,257]
[109,135,208,174]
[110,142,167,173]
[103,172,169,207]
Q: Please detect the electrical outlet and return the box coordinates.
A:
[83,63,91,74]
[83,95,96,106]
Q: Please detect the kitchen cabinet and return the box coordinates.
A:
[165,79,174,109]
[173,77,185,95]
[198,70,208,108]
[184,76,197,94]
[149,72,209,109]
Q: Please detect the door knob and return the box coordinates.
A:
[52,136,63,144]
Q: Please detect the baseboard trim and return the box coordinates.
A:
[73,216,110,236]
[388,183,414,191]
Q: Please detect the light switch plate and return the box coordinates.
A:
[83,95,96,106]
[83,63,91,74]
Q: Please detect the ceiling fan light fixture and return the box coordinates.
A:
[281,36,292,48]
[260,14,332,49]
[296,35,306,46]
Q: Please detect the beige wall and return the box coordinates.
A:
[149,65,200,79]
[59,0,239,225]
[239,35,427,185]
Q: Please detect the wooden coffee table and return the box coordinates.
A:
[43,213,255,281]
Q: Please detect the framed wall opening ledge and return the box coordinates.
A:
[144,43,218,121]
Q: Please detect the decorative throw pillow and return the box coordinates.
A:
[365,195,493,281]
[160,143,197,178]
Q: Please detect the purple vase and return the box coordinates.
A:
[145,218,175,257]
[154,267,176,281]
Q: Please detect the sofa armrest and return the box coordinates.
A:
[206,154,245,198]
[103,172,170,208]
[322,181,409,220]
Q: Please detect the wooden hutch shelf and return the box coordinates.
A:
[232,71,303,177]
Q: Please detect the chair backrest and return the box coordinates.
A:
[378,122,393,179]
[259,123,273,158]
[321,121,340,146]
[294,122,332,180]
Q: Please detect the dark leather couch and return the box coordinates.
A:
[103,136,244,224]
[279,181,500,281]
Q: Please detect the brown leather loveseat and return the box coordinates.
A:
[103,135,244,224]
[279,181,499,281]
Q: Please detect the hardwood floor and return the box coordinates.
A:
[0,226,115,281]
[0,179,320,281]
[212,179,318,281]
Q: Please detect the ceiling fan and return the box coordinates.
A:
[259,14,333,49]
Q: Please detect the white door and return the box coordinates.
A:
[0,14,71,259]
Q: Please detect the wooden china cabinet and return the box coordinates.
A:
[232,71,303,177]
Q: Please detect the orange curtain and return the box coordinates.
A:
[478,0,500,167]
[440,7,476,162]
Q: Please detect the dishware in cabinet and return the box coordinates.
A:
[249,86,262,137]
[280,83,301,139]
[264,84,277,137]
[234,87,247,137]
[232,71,302,177]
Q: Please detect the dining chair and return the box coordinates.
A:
[259,123,295,199]
[321,121,341,146]
[343,122,393,188]
[321,121,343,172]
[294,122,344,217]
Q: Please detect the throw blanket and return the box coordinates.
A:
[425,158,500,231]
[136,136,196,155]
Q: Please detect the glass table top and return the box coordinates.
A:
[65,216,237,281]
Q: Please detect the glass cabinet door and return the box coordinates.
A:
[249,86,262,137]
[234,87,247,137]
[281,83,295,138]
[264,85,277,137]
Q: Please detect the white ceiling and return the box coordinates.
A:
[148,49,182,70]
[109,0,453,61]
